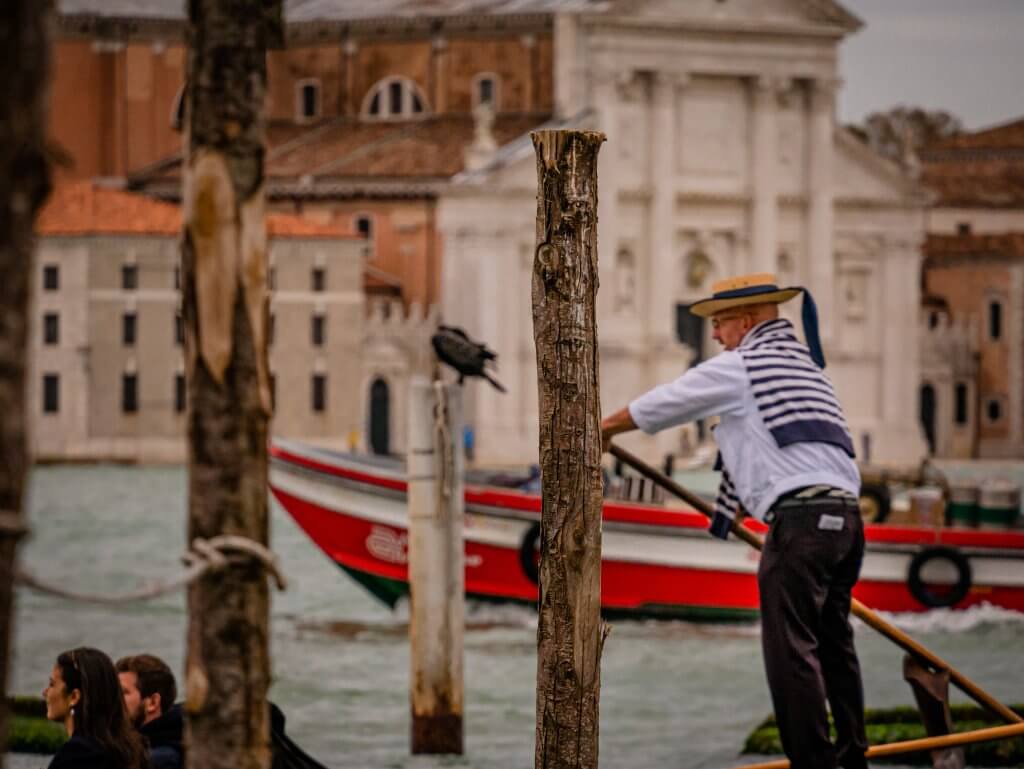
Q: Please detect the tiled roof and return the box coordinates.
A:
[921,117,1024,208]
[37,181,359,238]
[923,118,1024,154]
[57,0,602,22]
[138,114,551,191]
[924,232,1024,260]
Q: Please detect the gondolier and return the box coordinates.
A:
[601,272,868,769]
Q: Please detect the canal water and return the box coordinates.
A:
[10,465,1024,769]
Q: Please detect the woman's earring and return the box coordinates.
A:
[70,706,75,717]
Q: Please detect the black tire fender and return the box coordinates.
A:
[519,522,541,585]
[858,483,892,524]
[907,546,972,608]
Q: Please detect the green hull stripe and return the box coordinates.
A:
[335,565,759,623]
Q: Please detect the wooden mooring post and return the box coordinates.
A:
[0,3,53,765]
[407,376,465,754]
[181,3,283,769]
[531,129,607,769]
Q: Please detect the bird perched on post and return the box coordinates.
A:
[431,325,506,393]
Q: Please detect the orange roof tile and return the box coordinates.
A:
[37,181,359,238]
[925,118,1024,153]
[139,114,551,187]
[925,232,1024,260]
[921,117,1024,208]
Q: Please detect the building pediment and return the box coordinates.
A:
[602,0,861,34]
[834,129,926,206]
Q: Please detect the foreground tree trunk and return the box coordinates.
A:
[0,3,53,765]
[182,3,282,768]
[530,129,606,769]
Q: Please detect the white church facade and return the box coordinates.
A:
[439,0,929,468]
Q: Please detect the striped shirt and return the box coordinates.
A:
[628,319,859,523]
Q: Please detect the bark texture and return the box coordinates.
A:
[182,3,282,769]
[531,130,607,769]
[0,3,53,765]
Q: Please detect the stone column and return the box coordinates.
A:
[648,72,690,464]
[595,70,621,335]
[344,40,358,116]
[880,239,927,462]
[648,72,684,348]
[432,37,448,113]
[750,75,781,275]
[806,78,838,339]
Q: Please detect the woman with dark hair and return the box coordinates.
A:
[43,647,150,769]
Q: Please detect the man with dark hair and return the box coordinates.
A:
[116,654,183,769]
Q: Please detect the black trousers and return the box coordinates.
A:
[757,499,869,769]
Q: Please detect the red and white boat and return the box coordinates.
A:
[270,439,1024,620]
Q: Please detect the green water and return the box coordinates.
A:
[9,465,1024,769]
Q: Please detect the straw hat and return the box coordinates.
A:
[688,273,801,318]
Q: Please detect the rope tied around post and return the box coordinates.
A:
[14,534,287,604]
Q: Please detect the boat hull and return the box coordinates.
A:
[270,440,1024,620]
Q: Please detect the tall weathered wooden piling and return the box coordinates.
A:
[530,129,607,769]
[181,3,282,768]
[407,376,465,754]
[0,3,53,765]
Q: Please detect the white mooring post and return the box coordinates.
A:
[407,375,465,754]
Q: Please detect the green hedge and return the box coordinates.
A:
[7,715,67,755]
[744,705,1024,767]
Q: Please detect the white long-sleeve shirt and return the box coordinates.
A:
[628,350,860,521]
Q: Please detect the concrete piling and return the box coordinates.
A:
[407,376,465,754]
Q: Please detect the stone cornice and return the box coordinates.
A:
[58,10,554,43]
[140,177,446,203]
[582,15,850,42]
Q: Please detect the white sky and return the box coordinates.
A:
[837,0,1024,130]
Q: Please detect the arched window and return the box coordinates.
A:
[368,378,391,455]
[170,85,185,131]
[362,77,429,121]
[472,73,499,110]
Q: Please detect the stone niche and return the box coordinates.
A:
[679,75,748,182]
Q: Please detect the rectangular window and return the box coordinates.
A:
[989,301,1002,340]
[356,216,373,239]
[954,383,968,425]
[43,373,59,413]
[389,80,403,114]
[267,267,276,291]
[175,374,186,413]
[301,83,319,118]
[312,374,326,412]
[122,374,138,413]
[312,314,325,346]
[478,77,494,106]
[123,312,137,346]
[175,313,183,346]
[43,312,59,345]
[43,264,59,291]
[122,264,138,290]
[676,305,705,363]
[312,267,326,292]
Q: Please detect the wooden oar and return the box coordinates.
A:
[728,720,1024,769]
[608,443,1022,726]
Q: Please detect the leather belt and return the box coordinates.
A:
[764,485,859,524]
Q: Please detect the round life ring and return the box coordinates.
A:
[519,522,541,585]
[907,546,972,608]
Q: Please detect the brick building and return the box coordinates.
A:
[48,0,931,467]
[919,119,1024,458]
